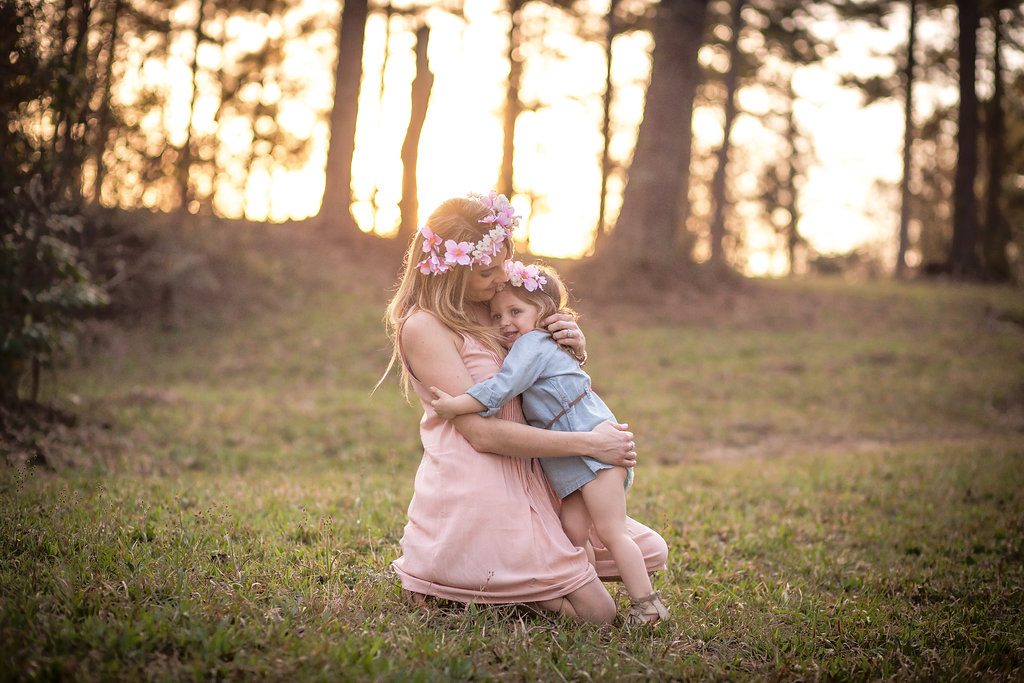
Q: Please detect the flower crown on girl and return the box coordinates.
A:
[416,191,521,275]
[503,260,548,292]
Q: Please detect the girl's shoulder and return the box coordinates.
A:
[510,329,560,357]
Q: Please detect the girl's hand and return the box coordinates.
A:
[542,312,586,359]
[587,421,637,468]
[429,386,458,420]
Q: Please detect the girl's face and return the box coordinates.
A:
[489,288,541,347]
[464,243,511,303]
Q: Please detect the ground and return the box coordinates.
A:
[2,223,1023,680]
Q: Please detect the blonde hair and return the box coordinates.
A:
[500,263,577,328]
[379,196,511,397]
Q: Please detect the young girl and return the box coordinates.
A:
[429,261,670,625]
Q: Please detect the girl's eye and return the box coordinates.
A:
[511,308,521,315]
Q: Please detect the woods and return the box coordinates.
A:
[3,0,1021,261]
[3,0,1023,405]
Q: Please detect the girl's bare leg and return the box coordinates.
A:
[534,580,615,625]
[580,467,654,600]
[560,491,596,565]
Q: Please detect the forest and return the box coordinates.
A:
[2,0,1024,679]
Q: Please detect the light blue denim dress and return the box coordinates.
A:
[467,330,634,499]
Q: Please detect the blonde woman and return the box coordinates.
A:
[383,192,667,624]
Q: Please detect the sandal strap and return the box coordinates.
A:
[629,590,661,607]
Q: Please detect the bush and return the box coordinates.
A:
[0,177,109,406]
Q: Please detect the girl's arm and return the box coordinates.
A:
[462,332,550,418]
[430,389,485,420]
[401,312,636,466]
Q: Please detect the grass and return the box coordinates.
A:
[2,226,1023,680]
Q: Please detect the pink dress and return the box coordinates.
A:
[392,329,668,603]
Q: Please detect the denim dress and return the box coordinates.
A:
[467,330,634,499]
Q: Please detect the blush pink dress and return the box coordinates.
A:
[392,327,668,604]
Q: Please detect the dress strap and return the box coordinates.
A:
[543,390,589,430]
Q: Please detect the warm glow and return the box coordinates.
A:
[119,0,943,271]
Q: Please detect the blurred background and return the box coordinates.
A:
[1,0,1023,403]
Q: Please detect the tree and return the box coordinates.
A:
[605,0,710,272]
[318,0,369,232]
[707,0,745,267]
[1,1,108,405]
[178,0,208,214]
[500,0,526,199]
[896,0,917,278]
[949,0,980,277]
[400,25,434,239]
[980,2,1012,281]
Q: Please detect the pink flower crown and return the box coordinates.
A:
[503,260,548,292]
[416,191,521,276]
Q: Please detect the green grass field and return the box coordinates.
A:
[2,227,1023,680]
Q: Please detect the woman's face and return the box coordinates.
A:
[464,243,511,303]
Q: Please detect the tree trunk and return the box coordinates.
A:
[370,0,393,230]
[708,0,744,267]
[896,0,916,278]
[607,0,708,267]
[63,0,93,206]
[596,0,618,242]
[92,0,123,206]
[499,0,525,199]
[318,0,369,231]
[982,7,1009,281]
[784,80,801,276]
[400,26,433,240]
[950,0,980,277]
[179,0,207,214]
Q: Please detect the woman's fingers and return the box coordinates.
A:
[540,312,572,328]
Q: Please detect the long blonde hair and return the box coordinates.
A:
[379,196,511,397]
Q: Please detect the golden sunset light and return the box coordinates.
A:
[106,0,973,275]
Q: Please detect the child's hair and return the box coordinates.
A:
[503,263,577,327]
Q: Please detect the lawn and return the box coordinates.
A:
[2,226,1023,680]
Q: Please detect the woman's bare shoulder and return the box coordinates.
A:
[401,310,460,346]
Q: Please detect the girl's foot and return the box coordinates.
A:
[625,590,669,625]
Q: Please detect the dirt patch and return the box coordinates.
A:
[0,403,120,470]
[680,433,1019,464]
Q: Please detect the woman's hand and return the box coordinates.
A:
[586,421,637,468]
[542,312,586,362]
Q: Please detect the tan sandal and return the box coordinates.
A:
[625,591,669,625]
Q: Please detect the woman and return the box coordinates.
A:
[383,193,668,624]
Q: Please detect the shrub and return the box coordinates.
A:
[0,177,109,406]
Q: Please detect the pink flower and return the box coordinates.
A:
[444,240,473,266]
[418,252,449,275]
[420,226,442,252]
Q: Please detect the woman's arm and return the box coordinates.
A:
[401,313,636,466]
